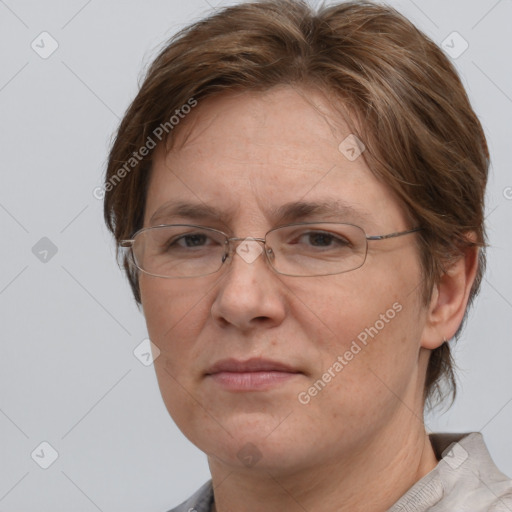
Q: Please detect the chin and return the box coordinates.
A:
[193,413,309,468]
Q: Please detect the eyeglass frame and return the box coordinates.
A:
[120,222,423,278]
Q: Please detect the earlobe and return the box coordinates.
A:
[421,242,479,350]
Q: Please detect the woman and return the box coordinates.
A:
[103,1,512,510]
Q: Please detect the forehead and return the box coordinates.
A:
[144,86,407,232]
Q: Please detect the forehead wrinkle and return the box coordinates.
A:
[147,197,371,234]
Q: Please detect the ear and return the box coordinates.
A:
[421,236,480,350]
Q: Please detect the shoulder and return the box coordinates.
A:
[389,432,512,512]
[488,492,512,512]
[431,432,512,512]
[164,480,213,512]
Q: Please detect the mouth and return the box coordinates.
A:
[204,358,303,391]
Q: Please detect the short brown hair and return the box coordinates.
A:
[103,0,489,408]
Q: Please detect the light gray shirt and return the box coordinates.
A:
[166,432,512,512]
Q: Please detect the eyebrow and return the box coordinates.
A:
[149,199,371,226]
[273,200,370,225]
[150,201,232,225]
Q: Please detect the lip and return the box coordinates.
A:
[205,358,302,391]
[206,358,299,374]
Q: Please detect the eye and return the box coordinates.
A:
[164,232,222,251]
[174,233,209,248]
[295,230,352,249]
[303,232,339,247]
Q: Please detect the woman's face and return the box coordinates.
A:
[140,85,430,473]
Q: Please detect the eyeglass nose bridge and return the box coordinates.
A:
[223,236,272,266]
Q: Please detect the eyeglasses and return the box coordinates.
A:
[120,222,422,278]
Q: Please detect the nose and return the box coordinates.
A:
[210,238,287,331]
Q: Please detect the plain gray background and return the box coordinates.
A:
[0,0,511,510]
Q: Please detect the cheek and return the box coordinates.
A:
[300,257,425,394]
[298,293,423,440]
[139,275,213,380]
[140,276,213,435]
[141,275,207,337]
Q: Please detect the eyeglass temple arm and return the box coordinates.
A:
[366,227,422,241]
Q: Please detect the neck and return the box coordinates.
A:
[209,416,438,512]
